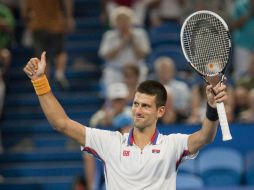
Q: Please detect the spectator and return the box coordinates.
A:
[236,53,254,90]
[21,0,75,89]
[238,88,254,123]
[158,86,177,125]
[233,85,250,122]
[187,85,206,124]
[150,0,186,27]
[99,6,151,93]
[188,81,235,124]
[84,82,132,190]
[231,0,254,80]
[112,113,133,133]
[101,0,158,26]
[122,63,141,104]
[0,1,15,153]
[154,56,191,122]
[90,82,131,128]
[1,0,20,19]
[183,0,233,22]
[0,1,14,114]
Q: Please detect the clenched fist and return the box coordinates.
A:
[206,82,228,108]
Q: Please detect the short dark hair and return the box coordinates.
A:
[137,80,167,107]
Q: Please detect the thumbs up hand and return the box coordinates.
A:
[23,51,47,80]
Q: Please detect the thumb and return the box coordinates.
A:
[40,51,47,66]
[36,51,47,76]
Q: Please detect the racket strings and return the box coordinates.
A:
[183,13,230,76]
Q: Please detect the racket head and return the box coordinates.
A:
[180,10,231,77]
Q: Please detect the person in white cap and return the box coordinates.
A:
[23,52,228,190]
[89,82,131,128]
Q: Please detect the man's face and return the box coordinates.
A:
[131,92,165,129]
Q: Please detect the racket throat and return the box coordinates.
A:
[204,74,223,86]
[203,74,225,95]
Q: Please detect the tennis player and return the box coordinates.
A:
[23,52,228,190]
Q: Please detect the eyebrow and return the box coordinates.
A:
[133,101,152,107]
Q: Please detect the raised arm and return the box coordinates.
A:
[23,52,86,146]
[188,83,228,154]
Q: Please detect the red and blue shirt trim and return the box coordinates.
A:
[127,128,160,145]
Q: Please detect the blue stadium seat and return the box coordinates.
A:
[150,33,180,48]
[2,119,90,135]
[149,22,181,48]
[245,150,254,185]
[151,21,181,33]
[198,147,243,187]
[177,173,204,190]
[0,176,74,190]
[5,92,102,107]
[7,69,102,93]
[0,162,83,177]
[67,33,102,42]
[74,0,100,17]
[0,150,82,163]
[147,45,190,71]
[3,106,99,121]
[75,17,101,30]
[66,41,99,54]
[0,1,103,189]
[178,159,197,175]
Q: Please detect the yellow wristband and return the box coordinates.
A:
[31,75,51,96]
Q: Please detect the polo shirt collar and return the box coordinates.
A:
[127,128,160,145]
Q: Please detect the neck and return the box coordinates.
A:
[133,126,156,149]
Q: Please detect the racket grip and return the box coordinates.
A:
[216,102,232,141]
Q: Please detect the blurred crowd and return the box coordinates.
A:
[96,0,254,127]
[0,0,253,189]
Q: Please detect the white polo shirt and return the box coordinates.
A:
[82,127,197,190]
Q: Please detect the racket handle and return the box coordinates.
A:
[216,102,232,141]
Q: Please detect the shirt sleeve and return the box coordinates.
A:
[173,133,198,162]
[170,133,198,170]
[81,127,121,162]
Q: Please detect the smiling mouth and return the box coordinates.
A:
[135,116,144,120]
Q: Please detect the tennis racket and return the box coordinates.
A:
[180,10,232,141]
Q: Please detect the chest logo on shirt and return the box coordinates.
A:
[152,149,160,154]
[123,150,130,157]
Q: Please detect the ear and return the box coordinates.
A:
[157,106,166,118]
